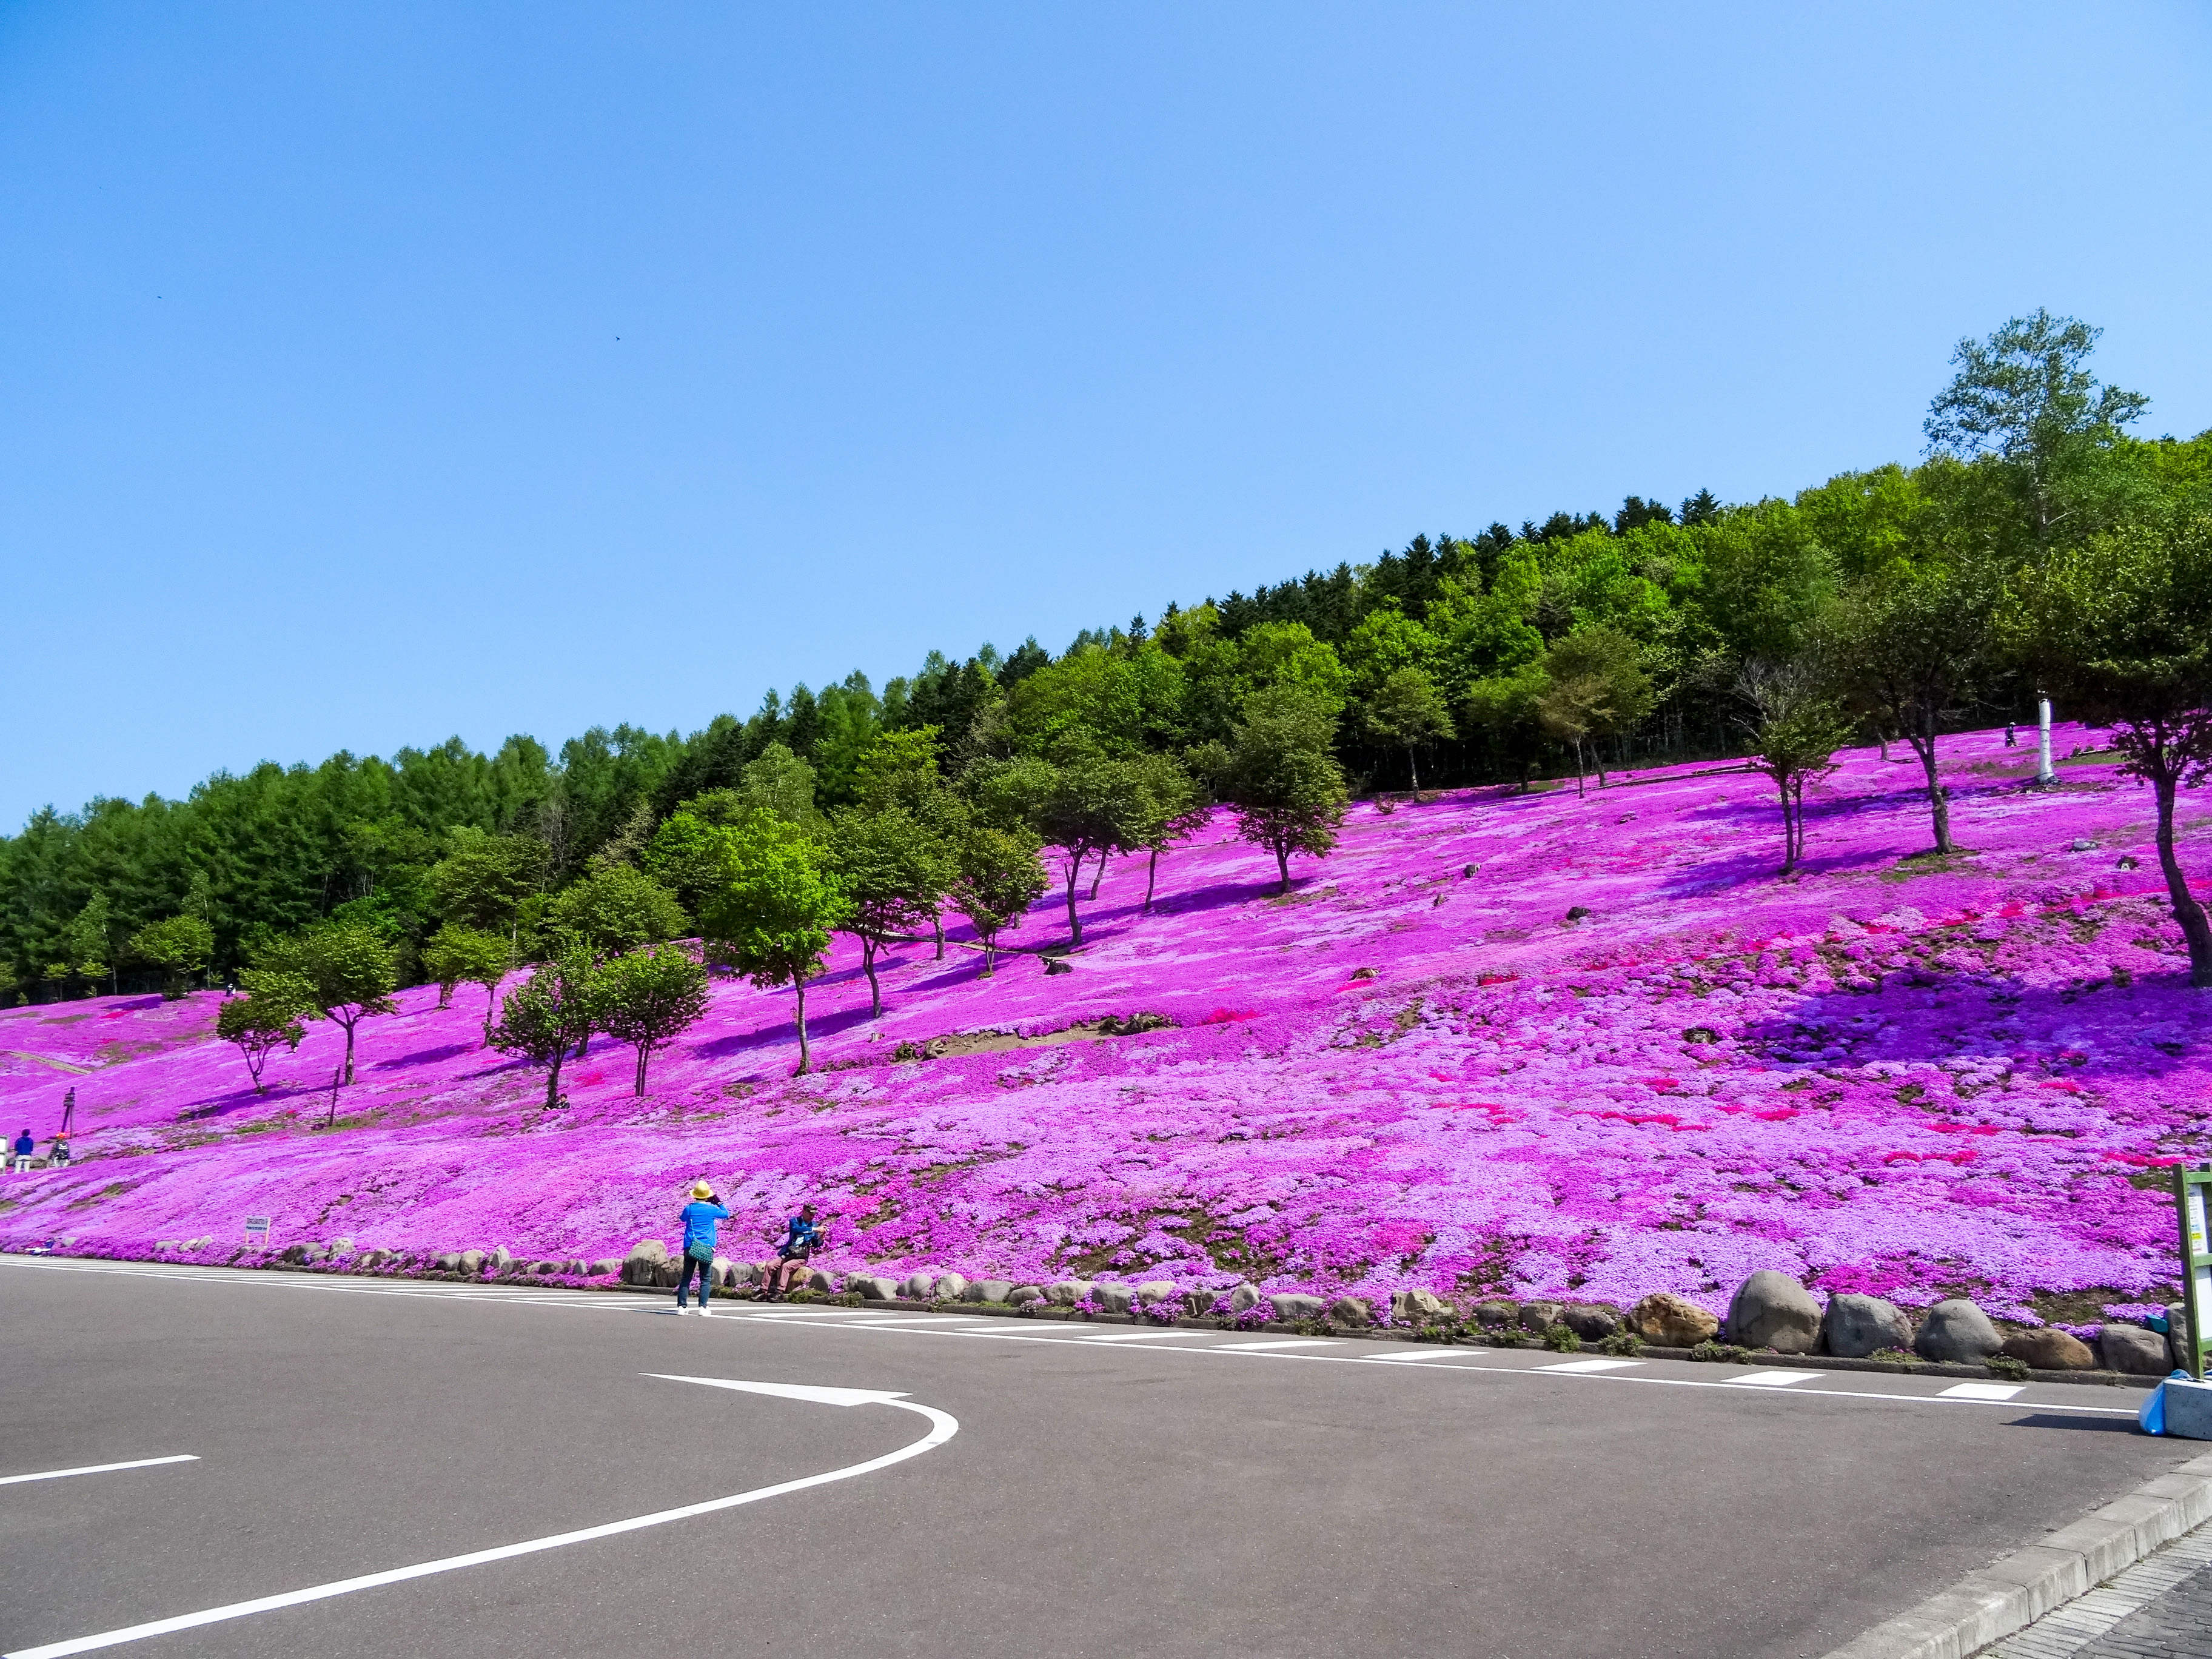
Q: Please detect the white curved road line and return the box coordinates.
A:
[5,1376,958,1659]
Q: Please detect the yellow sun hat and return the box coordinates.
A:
[691,1180,713,1199]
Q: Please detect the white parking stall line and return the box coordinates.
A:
[1538,1358,1644,1373]
[1361,1349,1490,1364]
[1939,1382,2026,1401]
[1059,1329,1186,1342]
[1728,1370,1822,1388]
[0,1454,199,1487]
[1216,1338,1341,1351]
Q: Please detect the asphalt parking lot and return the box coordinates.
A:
[1,1258,2193,1659]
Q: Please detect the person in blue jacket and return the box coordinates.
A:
[762,1204,824,1300]
[674,1180,730,1316]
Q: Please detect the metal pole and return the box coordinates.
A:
[2036,696,2056,785]
[2179,1164,2209,1383]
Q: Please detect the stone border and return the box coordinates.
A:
[1818,1450,2212,1659]
[609,1281,2157,1390]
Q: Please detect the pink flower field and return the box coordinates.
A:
[5,723,2207,1328]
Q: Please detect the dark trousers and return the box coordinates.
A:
[675,1253,714,1307]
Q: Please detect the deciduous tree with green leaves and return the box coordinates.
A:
[826,806,953,1017]
[1221,686,1349,894]
[421,923,513,1040]
[1535,626,1652,794]
[2004,514,2212,985]
[946,822,1048,976]
[594,942,712,1096]
[697,812,848,1074]
[128,914,214,999]
[489,949,603,1108]
[1361,665,1455,791]
[546,862,688,959]
[215,970,313,1093]
[255,922,399,1085]
[1735,661,1852,876]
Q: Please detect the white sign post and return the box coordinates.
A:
[2174,1167,2210,1382]
[243,1215,272,1247]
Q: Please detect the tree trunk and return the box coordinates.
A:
[1064,855,1085,949]
[1273,839,1292,894]
[545,1045,565,1108]
[793,978,811,1074]
[2151,768,2212,988]
[438,985,453,1009]
[483,979,500,1045]
[341,1017,357,1085]
[1144,847,1159,913]
[1089,849,1107,900]
[1572,740,1586,797]
[634,1042,650,1097]
[933,912,945,960]
[980,936,996,977]
[1407,746,1420,792]
[862,939,882,1018]
[1906,725,1952,854]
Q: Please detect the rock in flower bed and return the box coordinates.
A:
[1,725,2206,1328]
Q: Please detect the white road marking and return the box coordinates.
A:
[2,1259,2144,1416]
[1218,1338,1341,1351]
[0,1454,198,1487]
[1362,1349,1488,1364]
[1538,1358,1644,1373]
[1728,1370,1822,1387]
[1939,1382,2026,1401]
[1059,1329,1185,1342]
[4,1376,958,1659]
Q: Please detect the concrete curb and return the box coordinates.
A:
[1818,1450,2212,1659]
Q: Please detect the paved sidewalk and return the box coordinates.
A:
[1988,1522,2212,1659]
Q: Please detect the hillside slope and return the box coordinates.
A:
[4,723,2205,1326]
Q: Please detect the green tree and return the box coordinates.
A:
[1735,662,1852,876]
[1130,752,1210,913]
[1535,626,1653,794]
[430,834,548,931]
[975,748,1153,948]
[128,914,214,999]
[697,812,848,1074]
[1826,557,1996,854]
[735,742,823,829]
[2003,514,2212,984]
[1461,662,1550,791]
[594,942,711,1096]
[945,821,1048,976]
[215,970,312,1093]
[489,950,602,1108]
[546,862,688,959]
[420,923,512,1039]
[1361,666,1455,791]
[826,806,954,1017]
[1925,309,2151,551]
[255,922,399,1084]
[63,894,116,995]
[1221,686,1350,894]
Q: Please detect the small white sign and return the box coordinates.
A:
[243,1216,272,1243]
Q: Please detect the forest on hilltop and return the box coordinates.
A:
[5,310,2210,1009]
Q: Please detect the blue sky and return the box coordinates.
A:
[3,3,2208,827]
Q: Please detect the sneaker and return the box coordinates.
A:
[697,1307,712,1319]
[674,1305,690,1316]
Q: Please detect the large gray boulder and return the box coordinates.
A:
[183,1236,213,1252]
[851,1275,901,1301]
[1518,1300,1564,1332]
[2099,1324,2172,1376]
[436,1252,462,1273]
[1181,1289,1215,1318]
[1008,1285,1045,1306]
[1393,1289,1455,1326]
[1269,1292,1324,1321]
[1629,1292,1719,1347]
[806,1268,835,1293]
[1137,1279,1176,1307]
[2002,1329,2096,1370]
[1725,1272,1822,1354]
[1091,1282,1134,1314]
[899,1272,936,1300]
[933,1272,968,1302]
[1327,1296,1372,1329]
[1227,1283,1263,1314]
[1045,1280,1094,1305]
[1561,1304,1620,1341]
[1823,1294,1914,1358]
[1915,1299,2003,1363]
[457,1249,486,1276]
[1473,1299,1519,1329]
[620,1241,667,1287]
[965,1279,1014,1304]
[708,1256,733,1288]
[153,1239,179,1254]
[487,1246,514,1273]
[587,1259,620,1278]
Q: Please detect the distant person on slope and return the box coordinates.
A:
[762,1204,823,1300]
[8,1128,32,1171]
[674,1181,730,1317]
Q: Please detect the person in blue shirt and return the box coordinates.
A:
[674,1180,731,1316]
[762,1204,824,1300]
[9,1129,32,1171]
